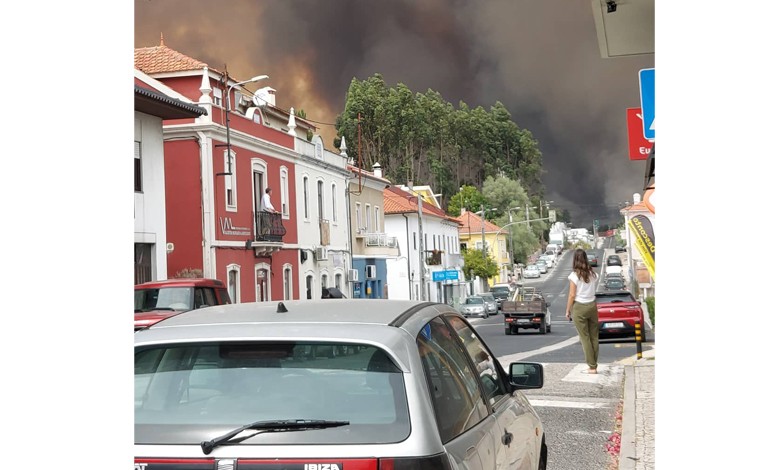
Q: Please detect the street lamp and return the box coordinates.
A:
[224,74,269,174]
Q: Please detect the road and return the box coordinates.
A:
[467,239,654,470]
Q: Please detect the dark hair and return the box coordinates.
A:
[572,249,595,283]
[265,187,272,193]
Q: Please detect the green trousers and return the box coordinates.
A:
[573,300,599,369]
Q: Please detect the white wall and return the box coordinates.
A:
[134,112,168,280]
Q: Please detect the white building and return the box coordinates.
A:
[384,185,464,307]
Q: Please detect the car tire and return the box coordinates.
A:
[505,326,512,335]
[547,323,551,333]
[538,439,548,470]
[484,312,489,319]
[512,326,519,335]
[539,320,546,334]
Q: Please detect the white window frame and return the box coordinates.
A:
[305,271,315,299]
[283,264,293,300]
[255,262,271,302]
[317,179,325,220]
[374,206,380,232]
[356,203,362,232]
[227,264,241,303]
[134,140,142,193]
[303,175,310,221]
[365,204,372,234]
[280,166,289,218]
[321,270,329,290]
[225,149,237,212]
[331,183,338,224]
[334,270,343,289]
[212,87,223,107]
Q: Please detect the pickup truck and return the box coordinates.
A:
[501,293,551,335]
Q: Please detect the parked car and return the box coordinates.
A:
[595,291,646,342]
[614,244,627,253]
[135,300,548,469]
[460,295,490,318]
[535,259,548,273]
[134,278,231,331]
[586,252,598,267]
[606,254,622,267]
[523,264,541,278]
[538,255,553,269]
[479,293,499,315]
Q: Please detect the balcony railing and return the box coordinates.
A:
[255,211,286,242]
[426,250,443,266]
[365,233,398,248]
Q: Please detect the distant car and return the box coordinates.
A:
[614,244,627,253]
[595,291,646,342]
[134,299,547,469]
[587,253,598,267]
[603,278,626,290]
[538,255,553,269]
[479,293,499,315]
[134,278,231,331]
[523,264,541,278]
[606,255,622,267]
[605,264,622,275]
[460,296,489,318]
[605,272,624,282]
[541,250,557,264]
[535,259,548,273]
[489,283,513,309]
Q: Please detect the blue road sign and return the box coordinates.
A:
[432,271,446,282]
[638,68,655,140]
[445,270,459,280]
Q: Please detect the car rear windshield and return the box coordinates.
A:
[596,293,635,303]
[135,287,193,312]
[135,342,410,445]
[490,287,510,294]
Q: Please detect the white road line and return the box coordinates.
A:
[498,335,581,366]
[562,363,624,385]
[529,399,609,409]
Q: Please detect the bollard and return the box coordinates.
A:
[635,320,643,359]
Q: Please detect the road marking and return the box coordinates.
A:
[529,399,610,409]
[562,364,624,385]
[498,335,581,366]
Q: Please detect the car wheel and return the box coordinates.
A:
[484,312,489,319]
[539,319,546,334]
[505,326,512,335]
[512,326,519,335]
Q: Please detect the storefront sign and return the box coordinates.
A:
[219,217,251,236]
[629,215,655,280]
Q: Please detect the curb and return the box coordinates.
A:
[618,365,636,470]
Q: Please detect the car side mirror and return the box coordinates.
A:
[508,362,544,390]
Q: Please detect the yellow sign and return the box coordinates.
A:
[629,215,655,280]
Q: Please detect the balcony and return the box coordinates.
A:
[251,211,286,256]
[355,232,399,257]
[365,233,398,248]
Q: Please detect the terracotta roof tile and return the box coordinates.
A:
[383,186,460,223]
[135,43,221,76]
[457,210,507,236]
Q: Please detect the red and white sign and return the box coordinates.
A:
[627,107,653,161]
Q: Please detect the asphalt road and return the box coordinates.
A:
[466,239,654,470]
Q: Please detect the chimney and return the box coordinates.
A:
[372,162,383,178]
[632,193,641,204]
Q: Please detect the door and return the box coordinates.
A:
[253,170,264,235]
[256,268,269,302]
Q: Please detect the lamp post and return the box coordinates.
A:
[224,74,269,174]
[475,206,497,286]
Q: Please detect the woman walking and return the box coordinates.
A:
[566,249,600,373]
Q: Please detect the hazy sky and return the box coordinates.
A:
[134,0,654,227]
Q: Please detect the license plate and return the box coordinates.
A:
[604,322,624,328]
[517,319,530,324]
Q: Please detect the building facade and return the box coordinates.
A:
[456,208,509,292]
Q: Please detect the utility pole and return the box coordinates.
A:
[410,181,426,301]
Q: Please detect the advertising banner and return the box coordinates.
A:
[629,215,655,280]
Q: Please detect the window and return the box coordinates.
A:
[321,273,328,289]
[283,265,293,300]
[417,317,488,443]
[331,183,338,223]
[317,180,324,220]
[225,150,236,210]
[134,141,142,192]
[335,272,342,289]
[365,204,372,233]
[305,274,314,299]
[212,87,223,107]
[433,234,437,250]
[280,167,289,217]
[303,176,310,219]
[374,206,380,232]
[356,203,362,232]
[499,240,505,258]
[227,265,241,303]
[413,232,416,247]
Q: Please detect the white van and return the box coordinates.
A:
[546,243,560,255]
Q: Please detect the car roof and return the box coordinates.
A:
[135,278,226,289]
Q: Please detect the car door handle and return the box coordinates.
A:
[502,429,513,446]
[464,446,477,458]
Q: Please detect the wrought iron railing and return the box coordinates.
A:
[255,211,286,242]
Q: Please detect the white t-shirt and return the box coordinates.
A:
[568,271,599,303]
[261,192,275,212]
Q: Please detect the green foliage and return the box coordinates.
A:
[335,75,545,210]
[462,248,499,280]
[645,296,655,327]
[447,185,486,216]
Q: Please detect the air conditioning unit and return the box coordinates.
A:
[348,269,359,282]
[315,247,328,261]
[365,265,377,279]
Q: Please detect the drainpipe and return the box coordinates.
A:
[345,184,354,297]
[402,213,412,300]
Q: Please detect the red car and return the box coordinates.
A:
[595,291,646,342]
[134,278,231,331]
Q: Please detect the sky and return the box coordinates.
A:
[133,0,654,228]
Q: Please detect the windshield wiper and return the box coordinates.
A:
[201,419,349,455]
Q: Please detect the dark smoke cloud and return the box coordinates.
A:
[135,0,653,227]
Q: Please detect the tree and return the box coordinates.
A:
[462,248,499,280]
[447,185,487,216]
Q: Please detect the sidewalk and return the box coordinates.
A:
[618,345,655,470]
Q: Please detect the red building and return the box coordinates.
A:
[135,40,316,303]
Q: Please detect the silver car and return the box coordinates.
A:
[460,295,490,318]
[135,300,548,469]
[479,293,499,315]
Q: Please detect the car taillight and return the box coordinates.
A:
[378,453,451,470]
